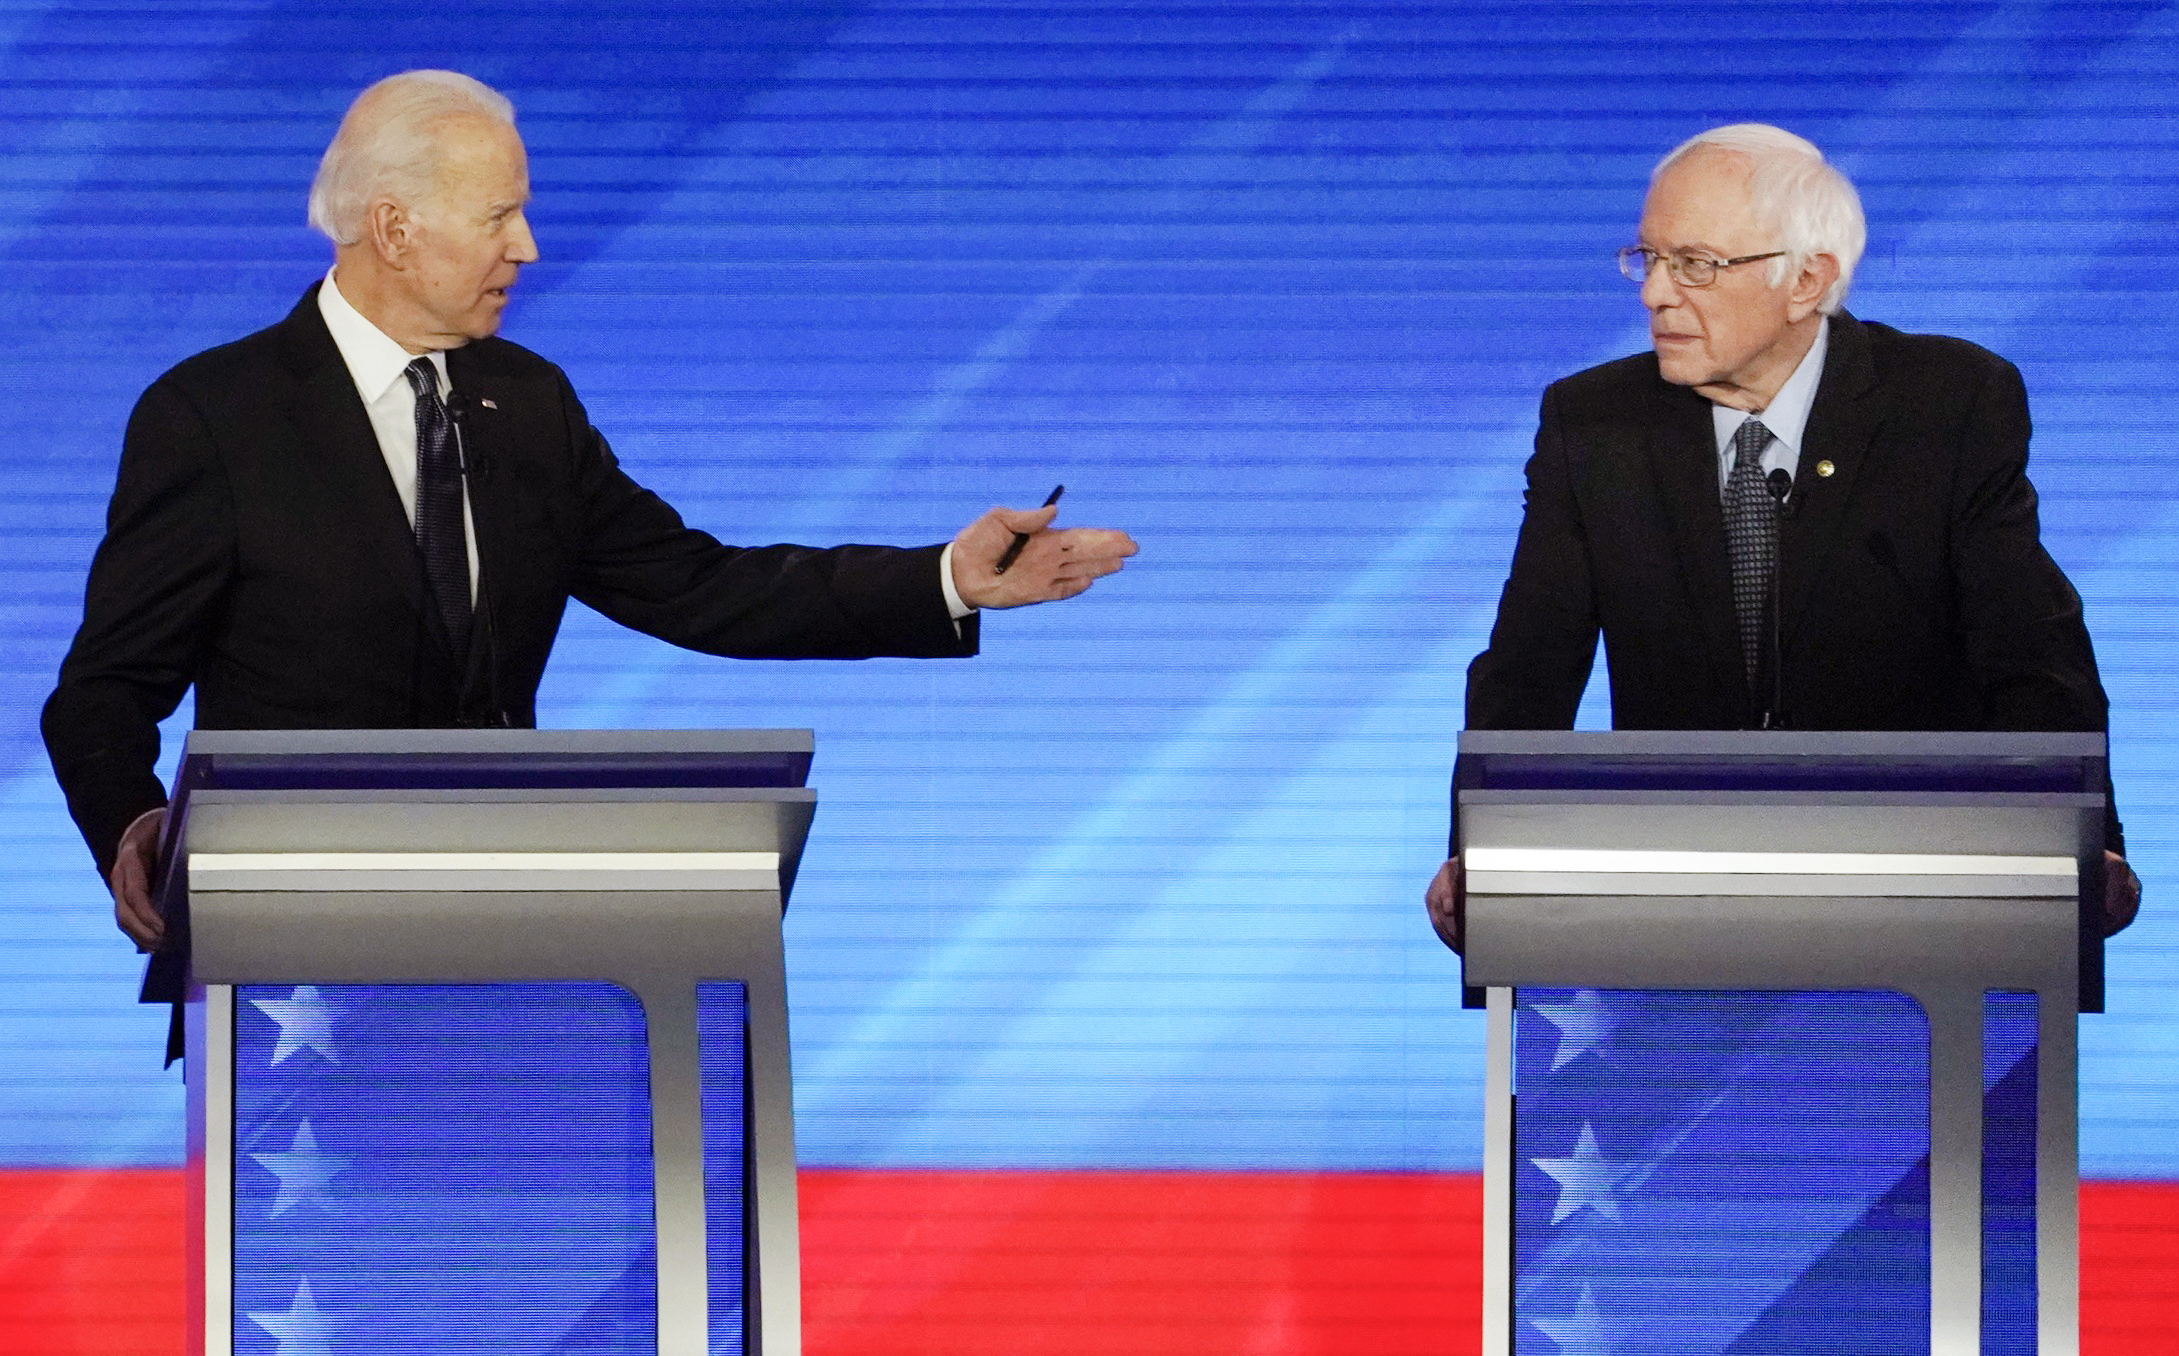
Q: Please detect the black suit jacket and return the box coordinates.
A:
[1465,311,2118,847]
[44,285,978,878]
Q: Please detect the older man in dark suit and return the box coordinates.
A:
[45,70,1137,953]
[1427,123,2138,947]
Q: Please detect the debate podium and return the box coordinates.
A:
[1455,731,2106,1356]
[161,729,818,1356]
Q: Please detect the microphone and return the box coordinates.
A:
[444,393,490,484]
[1761,470,1793,729]
[443,389,511,729]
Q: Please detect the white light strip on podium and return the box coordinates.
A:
[1464,848,2075,876]
[189,851,781,892]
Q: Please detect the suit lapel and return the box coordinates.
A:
[275,286,429,619]
[1645,380,1746,698]
[1781,311,1883,642]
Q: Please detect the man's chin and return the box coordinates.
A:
[1652,349,1710,389]
[468,294,513,338]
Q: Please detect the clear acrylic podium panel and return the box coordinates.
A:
[1507,987,2041,1356]
[225,981,755,1356]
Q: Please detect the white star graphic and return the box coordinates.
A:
[251,1120,348,1218]
[1532,1283,1613,1355]
[1526,990,1619,1070]
[1532,1123,1636,1223]
[248,1277,334,1356]
[249,985,340,1066]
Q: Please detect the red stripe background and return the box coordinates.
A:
[1,1168,2170,1353]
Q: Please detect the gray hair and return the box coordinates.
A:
[1654,123,1866,314]
[307,70,516,246]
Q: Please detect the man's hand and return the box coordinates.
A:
[111,807,168,951]
[2105,850,2142,937]
[950,504,1137,610]
[1425,856,1465,954]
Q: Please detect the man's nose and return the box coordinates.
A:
[1639,257,1680,311]
[507,212,540,264]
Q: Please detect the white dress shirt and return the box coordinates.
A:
[317,270,480,600]
[1709,314,1830,497]
[314,269,972,621]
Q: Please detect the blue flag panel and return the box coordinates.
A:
[1511,989,2055,1354]
[229,982,752,1355]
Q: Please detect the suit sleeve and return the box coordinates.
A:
[1948,356,2124,853]
[1464,383,1601,733]
[41,380,236,877]
[555,378,977,662]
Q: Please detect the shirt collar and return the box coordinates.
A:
[1710,313,1830,459]
[317,269,447,403]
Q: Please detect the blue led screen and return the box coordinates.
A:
[2,0,2176,1194]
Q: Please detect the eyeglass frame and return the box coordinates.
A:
[1616,245,1788,287]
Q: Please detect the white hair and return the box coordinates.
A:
[1654,123,1866,314]
[307,70,516,246]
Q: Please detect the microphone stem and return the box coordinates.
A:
[1763,471,1792,729]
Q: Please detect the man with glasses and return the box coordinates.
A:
[1426,122,2138,946]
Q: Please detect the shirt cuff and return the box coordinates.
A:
[938,540,975,621]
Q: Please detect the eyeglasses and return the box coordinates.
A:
[1617,246,1787,287]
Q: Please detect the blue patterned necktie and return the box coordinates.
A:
[1725,416,1776,687]
[404,358,472,658]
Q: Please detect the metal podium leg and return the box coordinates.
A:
[2038,988,2080,1356]
[743,938,803,1356]
[642,983,712,1356]
[188,985,235,1356]
[1482,986,1513,1355]
[642,898,802,1356]
[1925,987,1983,1356]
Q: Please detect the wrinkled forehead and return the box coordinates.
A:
[1639,148,1764,245]
[437,113,526,171]
[420,114,529,203]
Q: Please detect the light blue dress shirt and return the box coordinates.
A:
[1709,314,1831,498]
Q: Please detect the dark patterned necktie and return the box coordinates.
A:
[1725,416,1776,686]
[404,358,472,657]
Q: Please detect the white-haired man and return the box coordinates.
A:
[1427,123,2137,949]
[44,70,1138,970]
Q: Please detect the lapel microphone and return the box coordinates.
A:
[443,393,491,485]
[1766,467,1793,514]
[1762,469,1794,729]
[440,389,510,728]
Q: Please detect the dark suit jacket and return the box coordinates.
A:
[1465,310,2119,848]
[43,285,978,878]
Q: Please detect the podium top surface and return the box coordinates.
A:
[176,728,814,795]
[1456,730,2106,797]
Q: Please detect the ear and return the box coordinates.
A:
[1786,252,1840,321]
[364,199,412,268]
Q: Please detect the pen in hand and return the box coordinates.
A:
[993,484,1064,575]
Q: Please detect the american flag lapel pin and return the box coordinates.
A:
[479,398,498,410]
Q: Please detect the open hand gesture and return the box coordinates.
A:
[950,503,1137,610]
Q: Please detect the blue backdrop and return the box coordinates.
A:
[3,0,2175,1184]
